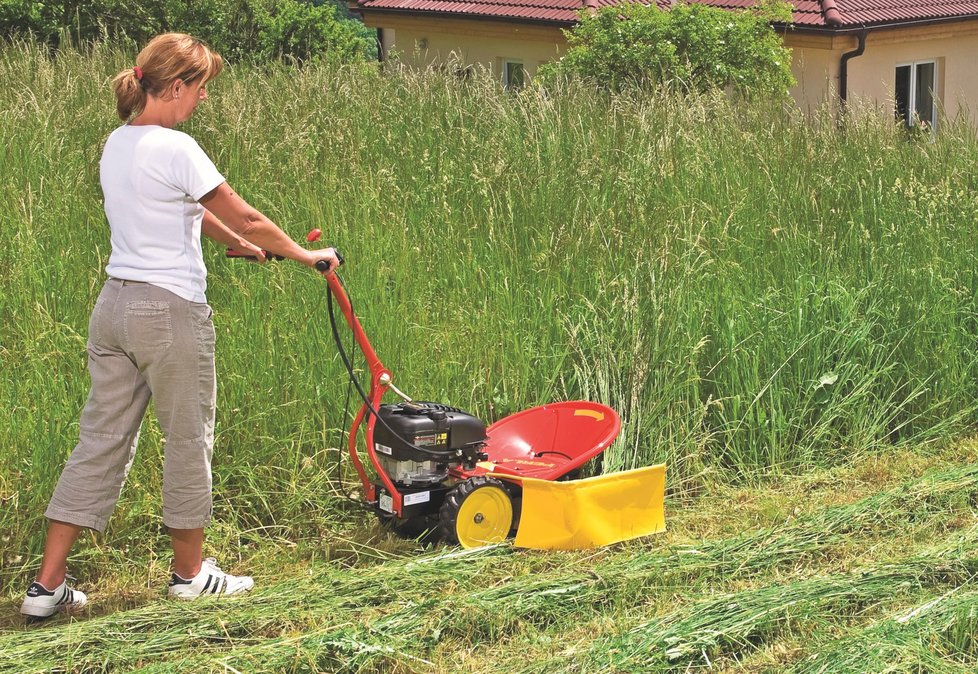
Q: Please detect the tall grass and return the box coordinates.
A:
[3,40,978,591]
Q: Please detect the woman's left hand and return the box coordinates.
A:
[229,239,267,263]
[305,248,341,275]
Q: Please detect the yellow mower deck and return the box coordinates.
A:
[506,464,667,550]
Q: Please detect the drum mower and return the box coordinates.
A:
[230,232,666,550]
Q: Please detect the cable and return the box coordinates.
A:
[326,272,475,461]
[323,273,368,507]
[335,320,364,507]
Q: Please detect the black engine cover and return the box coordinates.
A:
[373,402,487,463]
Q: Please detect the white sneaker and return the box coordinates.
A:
[20,580,88,619]
[167,558,254,599]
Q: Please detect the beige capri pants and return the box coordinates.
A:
[45,277,217,532]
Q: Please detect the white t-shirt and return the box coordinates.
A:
[101,125,225,303]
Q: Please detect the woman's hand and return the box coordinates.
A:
[229,238,267,262]
[202,209,267,261]
[304,248,341,275]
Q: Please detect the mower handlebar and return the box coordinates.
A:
[225,249,284,261]
[225,228,343,273]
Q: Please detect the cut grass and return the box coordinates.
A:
[2,444,976,673]
[586,540,977,671]
[787,588,978,674]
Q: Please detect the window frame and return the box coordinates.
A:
[894,58,939,130]
[501,59,526,89]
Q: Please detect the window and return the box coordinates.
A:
[503,60,526,90]
[895,60,937,129]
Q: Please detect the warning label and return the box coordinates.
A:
[414,432,448,447]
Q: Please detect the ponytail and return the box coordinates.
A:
[111,68,147,121]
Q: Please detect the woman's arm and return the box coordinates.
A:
[201,209,266,261]
[199,183,339,271]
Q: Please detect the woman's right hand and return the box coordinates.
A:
[305,248,341,275]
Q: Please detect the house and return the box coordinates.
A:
[349,0,978,126]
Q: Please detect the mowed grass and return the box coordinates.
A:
[1,40,978,671]
[1,441,976,672]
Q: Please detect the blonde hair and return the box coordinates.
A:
[112,33,223,121]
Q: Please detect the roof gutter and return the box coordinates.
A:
[839,30,867,106]
[783,13,978,35]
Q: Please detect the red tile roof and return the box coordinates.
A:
[355,0,978,29]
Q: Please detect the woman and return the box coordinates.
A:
[20,33,339,619]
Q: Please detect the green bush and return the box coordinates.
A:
[255,0,374,63]
[540,0,795,96]
[0,0,161,45]
[0,0,374,63]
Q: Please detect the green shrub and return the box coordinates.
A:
[0,0,162,45]
[540,0,795,96]
[0,0,374,63]
[254,0,374,63]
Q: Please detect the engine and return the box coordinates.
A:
[373,401,487,486]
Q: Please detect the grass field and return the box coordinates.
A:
[2,443,976,672]
[1,41,978,672]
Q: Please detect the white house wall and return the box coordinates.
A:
[786,22,978,122]
[374,18,565,80]
[849,25,978,124]
[785,34,845,113]
[366,14,978,122]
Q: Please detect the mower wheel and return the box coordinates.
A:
[440,477,514,548]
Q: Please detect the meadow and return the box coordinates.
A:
[1,41,977,671]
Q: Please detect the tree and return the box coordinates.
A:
[0,0,163,46]
[0,0,374,63]
[539,0,795,97]
[254,0,374,63]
